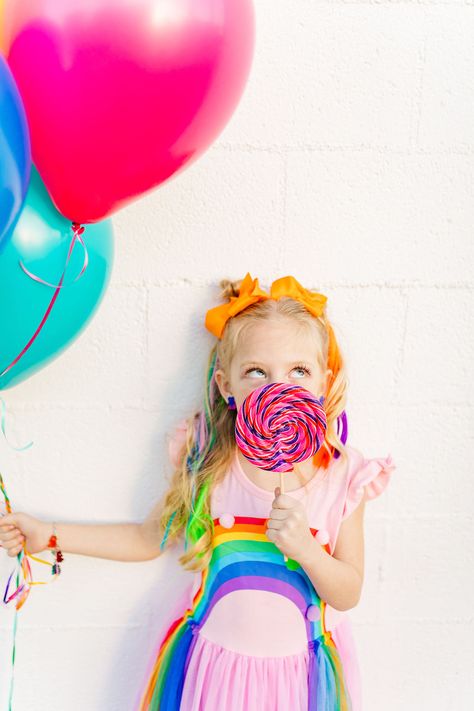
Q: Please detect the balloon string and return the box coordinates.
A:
[0,225,84,706]
[0,223,84,380]
[0,221,85,706]
[0,398,33,451]
[18,226,88,289]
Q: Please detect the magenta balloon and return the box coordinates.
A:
[5,0,255,223]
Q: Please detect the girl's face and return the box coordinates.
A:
[215,318,331,410]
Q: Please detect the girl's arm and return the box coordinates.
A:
[298,493,366,611]
[48,521,159,562]
[54,497,168,562]
[1,498,167,562]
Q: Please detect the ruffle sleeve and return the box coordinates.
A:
[341,447,396,521]
[166,417,188,468]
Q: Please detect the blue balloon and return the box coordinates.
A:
[0,54,31,250]
[0,166,114,390]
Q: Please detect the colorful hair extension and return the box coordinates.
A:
[313,322,347,468]
[160,350,220,553]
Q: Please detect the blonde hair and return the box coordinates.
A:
[158,277,349,573]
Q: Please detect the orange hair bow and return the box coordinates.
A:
[205,272,328,339]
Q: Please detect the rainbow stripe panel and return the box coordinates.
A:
[138,516,353,711]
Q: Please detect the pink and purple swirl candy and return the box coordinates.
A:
[235,382,327,472]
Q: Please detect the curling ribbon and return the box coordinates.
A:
[18,224,89,289]
[1,468,60,711]
[0,398,33,452]
[1,399,59,710]
[0,222,87,709]
[0,222,87,379]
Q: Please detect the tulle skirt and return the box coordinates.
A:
[179,616,362,711]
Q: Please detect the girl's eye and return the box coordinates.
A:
[244,365,311,378]
[292,366,311,377]
[245,367,266,377]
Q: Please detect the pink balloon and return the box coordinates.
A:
[5,0,255,223]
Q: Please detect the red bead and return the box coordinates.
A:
[48,535,57,548]
[56,551,63,562]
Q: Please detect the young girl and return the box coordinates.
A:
[0,272,396,711]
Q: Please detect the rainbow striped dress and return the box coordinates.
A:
[138,515,353,711]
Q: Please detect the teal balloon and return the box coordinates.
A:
[0,166,114,390]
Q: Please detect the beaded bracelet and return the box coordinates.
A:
[47,522,64,576]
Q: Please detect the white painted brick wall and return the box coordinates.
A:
[1,1,473,709]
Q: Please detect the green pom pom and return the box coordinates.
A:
[285,557,300,570]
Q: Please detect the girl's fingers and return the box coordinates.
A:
[0,524,17,532]
[0,529,22,542]
[1,536,24,550]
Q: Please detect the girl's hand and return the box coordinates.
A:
[266,486,314,561]
[0,512,51,558]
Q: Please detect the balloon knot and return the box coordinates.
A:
[72,222,85,236]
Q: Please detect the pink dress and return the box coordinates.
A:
[137,421,396,711]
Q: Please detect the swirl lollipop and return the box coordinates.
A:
[235,382,327,562]
[235,382,327,473]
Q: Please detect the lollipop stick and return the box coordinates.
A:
[279,471,288,563]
